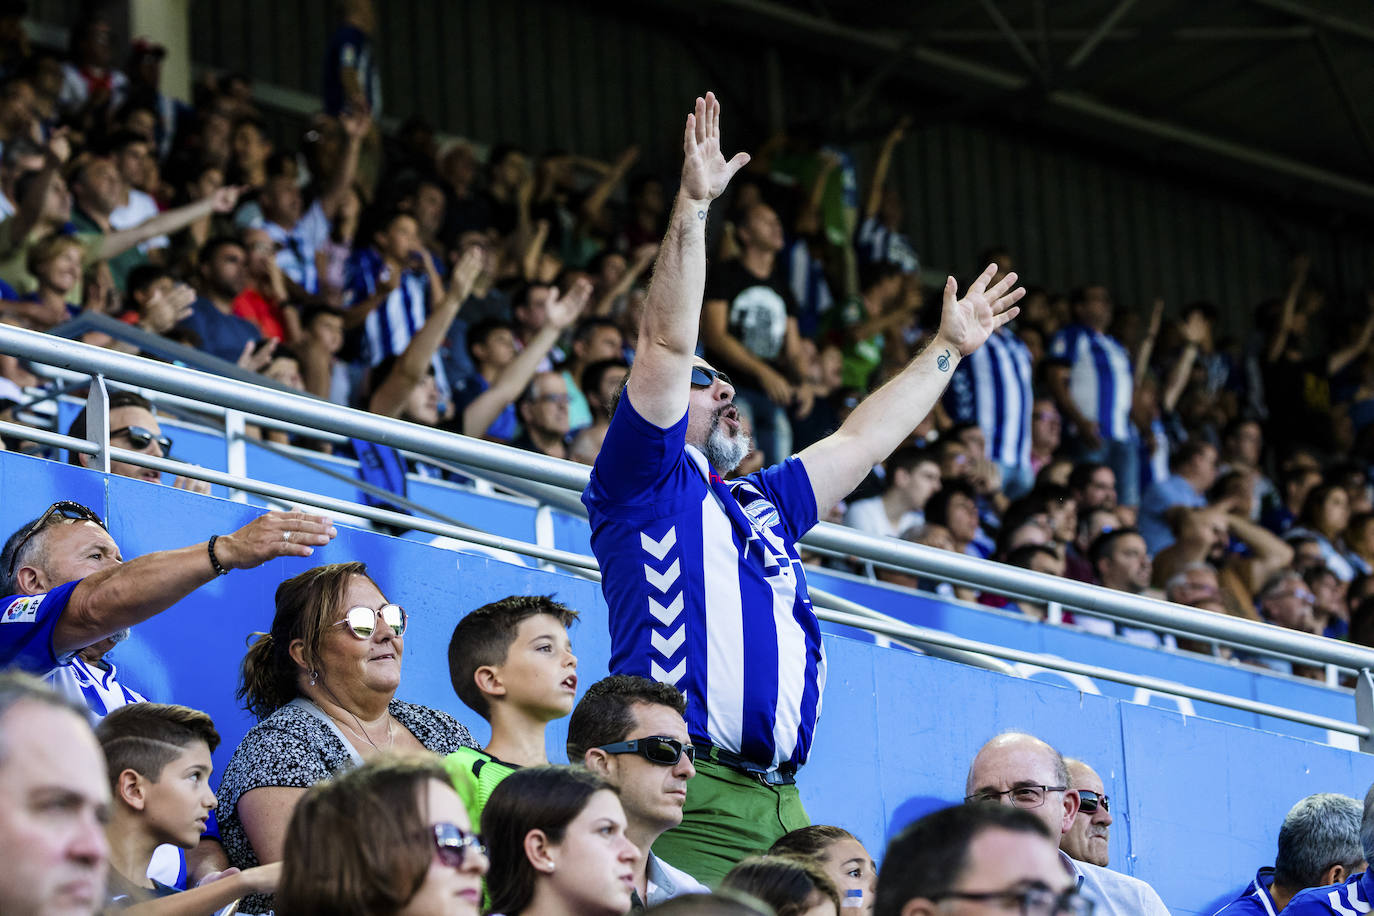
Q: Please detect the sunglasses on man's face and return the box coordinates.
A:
[331,604,407,639]
[690,366,732,389]
[1077,790,1110,815]
[596,736,696,766]
[6,501,107,578]
[432,823,487,869]
[111,425,173,457]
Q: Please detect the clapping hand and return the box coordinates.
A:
[547,277,594,330]
[680,92,750,203]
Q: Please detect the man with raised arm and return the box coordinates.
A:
[582,92,1023,883]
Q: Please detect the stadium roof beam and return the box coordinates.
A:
[1310,29,1374,172]
[1065,0,1142,71]
[1245,0,1374,45]
[974,0,1044,80]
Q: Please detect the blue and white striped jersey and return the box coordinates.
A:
[47,655,147,717]
[943,327,1033,468]
[345,248,451,399]
[1048,323,1134,442]
[854,216,920,273]
[783,238,835,339]
[1282,868,1374,916]
[258,200,331,295]
[583,397,825,770]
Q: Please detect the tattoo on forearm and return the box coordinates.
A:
[937,349,952,372]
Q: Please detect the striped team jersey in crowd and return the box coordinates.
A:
[943,327,1033,468]
[1282,868,1374,916]
[1048,323,1135,442]
[258,200,331,295]
[854,216,920,273]
[345,248,451,399]
[583,397,825,770]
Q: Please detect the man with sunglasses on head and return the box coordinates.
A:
[875,803,1086,916]
[582,92,1024,882]
[1060,759,1112,868]
[0,499,336,716]
[66,389,211,495]
[568,675,709,907]
[965,732,1168,915]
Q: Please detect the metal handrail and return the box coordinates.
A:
[0,383,1363,739]
[4,324,1373,674]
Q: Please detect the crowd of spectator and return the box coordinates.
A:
[2,2,1374,915]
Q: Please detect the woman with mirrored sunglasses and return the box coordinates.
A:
[217,562,481,914]
[276,754,488,916]
[483,766,641,916]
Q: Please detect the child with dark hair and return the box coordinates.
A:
[97,702,279,911]
[444,595,580,827]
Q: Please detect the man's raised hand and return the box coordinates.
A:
[935,263,1024,358]
[680,92,750,203]
[547,276,594,330]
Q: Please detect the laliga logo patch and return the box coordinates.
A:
[743,498,780,532]
[2,594,43,624]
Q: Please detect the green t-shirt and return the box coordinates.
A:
[443,746,521,832]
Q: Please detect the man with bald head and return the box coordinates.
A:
[0,671,110,915]
[1061,758,1112,868]
[965,731,1169,914]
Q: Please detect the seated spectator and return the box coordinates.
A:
[1069,461,1120,522]
[1079,527,1174,648]
[1138,439,1218,554]
[559,317,624,432]
[844,446,941,539]
[513,371,572,459]
[833,259,906,391]
[1220,416,1275,519]
[1216,793,1363,915]
[567,675,709,905]
[176,235,266,364]
[1152,504,1293,620]
[444,595,579,825]
[297,304,351,404]
[97,702,279,910]
[923,480,989,559]
[438,230,507,381]
[1029,397,1062,477]
[254,110,366,298]
[1269,786,1374,916]
[1286,483,1360,582]
[1306,565,1349,640]
[1065,506,1120,583]
[122,263,195,340]
[873,803,1077,916]
[233,225,294,342]
[1060,759,1111,868]
[769,826,878,915]
[275,754,488,916]
[66,389,209,492]
[721,856,841,916]
[964,732,1169,914]
[1257,570,1319,637]
[105,130,168,255]
[0,500,333,716]
[979,544,1063,622]
[458,279,591,441]
[217,561,479,914]
[569,356,629,466]
[22,233,83,328]
[1263,462,1323,536]
[482,765,640,916]
[230,115,273,191]
[0,671,110,916]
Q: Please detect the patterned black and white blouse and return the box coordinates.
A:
[216,698,478,914]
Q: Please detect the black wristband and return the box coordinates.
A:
[207,535,229,576]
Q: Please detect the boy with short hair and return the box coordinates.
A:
[444,594,580,825]
[97,702,279,912]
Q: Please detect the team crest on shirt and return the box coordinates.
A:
[742,497,780,532]
[2,594,43,623]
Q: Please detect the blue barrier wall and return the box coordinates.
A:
[8,448,1374,915]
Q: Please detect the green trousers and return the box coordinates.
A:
[651,758,810,886]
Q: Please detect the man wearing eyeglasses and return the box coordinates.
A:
[1060,759,1112,869]
[874,803,1087,916]
[568,675,709,908]
[66,390,210,494]
[965,732,1169,915]
[0,499,335,716]
[582,92,1023,882]
[512,371,572,460]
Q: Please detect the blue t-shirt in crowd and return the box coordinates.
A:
[176,297,261,364]
[323,24,381,117]
[1138,473,1206,554]
[583,394,824,771]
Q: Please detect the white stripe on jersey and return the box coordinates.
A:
[701,487,747,755]
[771,570,808,763]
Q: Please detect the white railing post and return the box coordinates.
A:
[224,410,247,503]
[85,374,110,473]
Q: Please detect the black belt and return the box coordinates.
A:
[705,746,798,786]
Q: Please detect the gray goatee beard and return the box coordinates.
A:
[702,409,751,474]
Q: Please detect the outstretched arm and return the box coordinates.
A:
[96,187,243,262]
[626,92,750,428]
[44,511,335,656]
[799,264,1023,513]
